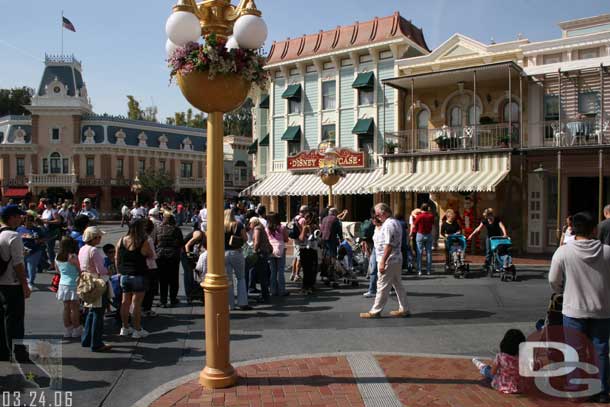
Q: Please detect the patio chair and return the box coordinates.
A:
[551,122,566,147]
[595,120,609,144]
[461,126,473,149]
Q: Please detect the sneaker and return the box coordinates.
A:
[28,283,34,291]
[363,292,375,298]
[120,327,133,337]
[389,310,410,318]
[359,312,381,319]
[92,344,112,352]
[63,327,73,339]
[418,272,422,277]
[132,329,149,339]
[143,310,158,317]
[472,358,486,370]
[71,327,83,338]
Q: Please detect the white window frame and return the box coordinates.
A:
[358,88,375,107]
[322,80,337,110]
[50,127,61,144]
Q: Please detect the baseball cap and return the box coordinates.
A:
[0,205,25,219]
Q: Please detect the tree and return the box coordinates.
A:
[137,169,174,202]
[224,98,253,137]
[126,95,158,122]
[165,109,206,128]
[0,87,34,117]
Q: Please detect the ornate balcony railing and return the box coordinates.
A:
[176,177,205,189]
[525,118,610,149]
[29,174,77,186]
[385,123,519,154]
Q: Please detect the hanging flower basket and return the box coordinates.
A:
[168,34,268,112]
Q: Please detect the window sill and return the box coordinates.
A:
[321,108,336,113]
[358,104,375,108]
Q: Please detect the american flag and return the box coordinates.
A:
[62,16,76,32]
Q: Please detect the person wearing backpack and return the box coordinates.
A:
[289,206,308,282]
[0,205,30,362]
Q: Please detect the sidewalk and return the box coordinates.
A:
[144,353,601,407]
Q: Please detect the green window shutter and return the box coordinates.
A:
[282,84,301,99]
[352,118,375,135]
[281,126,302,141]
[352,72,375,89]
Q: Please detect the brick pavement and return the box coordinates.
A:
[147,354,603,407]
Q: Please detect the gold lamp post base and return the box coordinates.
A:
[199,366,238,389]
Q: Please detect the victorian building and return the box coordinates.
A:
[0,54,207,218]
[245,12,429,221]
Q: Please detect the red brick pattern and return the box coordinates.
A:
[150,356,364,407]
[376,355,601,407]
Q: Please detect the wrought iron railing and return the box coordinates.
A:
[525,118,609,148]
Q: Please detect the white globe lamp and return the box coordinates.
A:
[233,15,267,49]
[225,36,240,51]
[166,11,201,46]
[166,39,180,57]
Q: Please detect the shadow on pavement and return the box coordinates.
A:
[412,310,495,320]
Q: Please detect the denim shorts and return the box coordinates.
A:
[120,275,146,293]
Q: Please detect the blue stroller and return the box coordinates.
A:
[445,234,469,278]
[489,236,517,281]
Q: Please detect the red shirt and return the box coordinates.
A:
[413,211,434,235]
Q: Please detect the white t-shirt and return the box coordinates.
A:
[373,218,403,267]
[0,229,25,285]
[42,208,57,221]
[121,205,130,216]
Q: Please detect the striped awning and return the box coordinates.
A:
[369,159,412,192]
[249,172,295,196]
[248,170,382,197]
[372,154,510,193]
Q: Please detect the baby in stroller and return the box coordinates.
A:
[445,234,469,278]
[335,240,359,287]
[489,236,517,281]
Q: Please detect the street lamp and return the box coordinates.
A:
[131,175,143,205]
[165,0,267,389]
[318,141,344,208]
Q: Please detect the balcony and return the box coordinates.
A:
[525,118,609,149]
[385,123,519,155]
[29,174,77,187]
[0,176,28,187]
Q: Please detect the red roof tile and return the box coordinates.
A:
[267,12,429,65]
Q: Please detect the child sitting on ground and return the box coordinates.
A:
[472,329,525,394]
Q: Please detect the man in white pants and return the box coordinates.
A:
[360,203,410,318]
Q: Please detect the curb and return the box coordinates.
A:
[132,351,488,407]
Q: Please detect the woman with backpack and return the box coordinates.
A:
[224,209,251,310]
[299,212,320,295]
[248,217,272,303]
[266,212,289,297]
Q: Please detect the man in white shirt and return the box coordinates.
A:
[0,205,30,362]
[360,203,410,318]
[199,206,207,232]
[121,203,130,227]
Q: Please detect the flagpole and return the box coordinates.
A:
[61,10,64,55]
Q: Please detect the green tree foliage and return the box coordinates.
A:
[137,169,174,201]
[126,95,158,122]
[224,98,253,137]
[0,87,34,116]
[165,108,206,128]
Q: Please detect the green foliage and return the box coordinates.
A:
[0,87,34,116]
[126,95,158,122]
[224,98,252,137]
[165,108,206,128]
[137,169,174,201]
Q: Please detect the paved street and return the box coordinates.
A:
[8,224,552,407]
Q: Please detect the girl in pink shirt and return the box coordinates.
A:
[472,329,525,394]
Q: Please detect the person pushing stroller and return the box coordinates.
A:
[467,208,508,274]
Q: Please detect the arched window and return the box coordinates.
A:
[503,100,519,123]
[50,152,61,174]
[416,110,430,149]
[449,106,462,127]
[468,105,481,125]
[43,152,69,175]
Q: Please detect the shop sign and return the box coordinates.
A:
[287,149,365,171]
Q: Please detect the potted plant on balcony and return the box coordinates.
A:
[497,134,511,148]
[434,126,451,150]
[384,141,398,154]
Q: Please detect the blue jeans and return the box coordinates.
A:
[563,315,610,394]
[416,233,433,275]
[225,250,248,308]
[268,256,287,296]
[24,250,43,285]
[81,307,105,351]
[368,249,377,294]
[180,252,195,299]
[480,365,494,381]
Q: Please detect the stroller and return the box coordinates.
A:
[489,236,517,281]
[444,234,469,278]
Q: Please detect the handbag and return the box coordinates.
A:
[76,247,107,304]
[228,224,244,250]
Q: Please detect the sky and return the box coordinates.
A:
[0,0,608,121]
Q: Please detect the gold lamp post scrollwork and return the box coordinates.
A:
[166,0,268,390]
[131,175,142,205]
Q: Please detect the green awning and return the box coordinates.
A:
[282,84,301,99]
[259,133,269,146]
[352,72,375,89]
[247,141,258,154]
[352,118,375,135]
[259,95,269,109]
[281,126,301,141]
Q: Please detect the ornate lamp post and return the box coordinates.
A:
[131,175,142,205]
[165,0,268,389]
[318,141,344,207]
